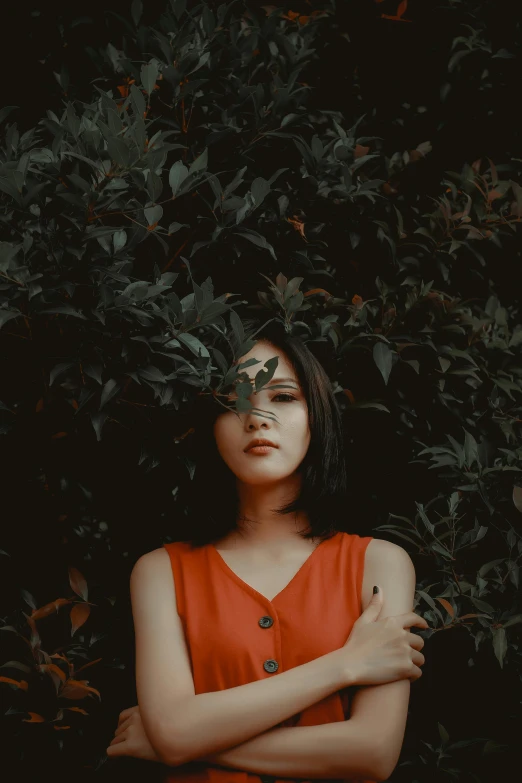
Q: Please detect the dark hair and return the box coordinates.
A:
[178,320,349,548]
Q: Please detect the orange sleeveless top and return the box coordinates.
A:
[161,531,374,783]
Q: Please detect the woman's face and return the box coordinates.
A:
[213,341,311,486]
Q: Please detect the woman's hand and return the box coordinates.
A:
[106,705,162,762]
[339,585,428,686]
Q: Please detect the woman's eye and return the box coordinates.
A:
[273,394,295,402]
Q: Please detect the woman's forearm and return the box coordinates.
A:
[200,721,378,780]
[157,649,353,766]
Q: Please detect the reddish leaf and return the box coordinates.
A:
[436,598,455,617]
[354,144,370,158]
[61,679,101,700]
[0,676,29,690]
[22,712,45,722]
[39,663,66,682]
[303,287,331,298]
[71,603,91,636]
[68,566,88,601]
[76,657,103,674]
[50,652,74,678]
[23,614,41,649]
[382,1,412,23]
[31,598,71,620]
[397,0,409,19]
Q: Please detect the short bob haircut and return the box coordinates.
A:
[180,319,350,549]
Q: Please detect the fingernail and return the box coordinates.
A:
[373,585,379,594]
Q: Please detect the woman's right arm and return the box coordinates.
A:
[132,548,352,767]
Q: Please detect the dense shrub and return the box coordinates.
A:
[1,1,520,781]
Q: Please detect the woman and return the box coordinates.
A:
[107,320,428,782]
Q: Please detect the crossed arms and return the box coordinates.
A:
[132,540,417,780]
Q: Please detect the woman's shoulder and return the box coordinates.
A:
[364,536,410,562]
[131,547,173,582]
[136,541,194,566]
[136,541,203,573]
[361,537,414,590]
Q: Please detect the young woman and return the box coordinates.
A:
[107,321,428,782]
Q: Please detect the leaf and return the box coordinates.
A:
[100,379,121,410]
[75,657,103,674]
[373,342,393,385]
[71,604,91,636]
[438,723,450,744]
[22,712,45,722]
[21,589,37,610]
[39,306,87,320]
[0,676,28,690]
[107,137,132,168]
[113,230,127,253]
[251,177,270,207]
[89,412,108,441]
[169,161,189,196]
[131,0,143,26]
[189,148,208,175]
[31,598,71,620]
[61,679,101,700]
[68,567,88,601]
[436,598,455,618]
[141,62,159,95]
[39,663,67,682]
[177,332,210,358]
[503,614,522,628]
[492,628,507,668]
[0,310,22,329]
[235,229,277,260]
[0,661,31,672]
[144,204,163,226]
[350,401,390,413]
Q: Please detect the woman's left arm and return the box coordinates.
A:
[107,710,377,779]
[201,720,377,779]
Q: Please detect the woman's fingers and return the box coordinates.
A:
[114,717,132,737]
[118,704,139,723]
[408,631,425,650]
[109,733,127,746]
[107,738,126,756]
[118,706,138,724]
[411,650,425,667]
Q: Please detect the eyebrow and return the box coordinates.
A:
[233,376,299,388]
[264,376,299,387]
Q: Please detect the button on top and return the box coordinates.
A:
[258,615,274,628]
[263,659,279,673]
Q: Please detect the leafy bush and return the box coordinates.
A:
[1,1,520,781]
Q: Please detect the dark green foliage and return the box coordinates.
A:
[0,1,521,780]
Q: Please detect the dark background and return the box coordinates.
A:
[1,2,520,781]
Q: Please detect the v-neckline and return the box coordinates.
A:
[209,532,341,605]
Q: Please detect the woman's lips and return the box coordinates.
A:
[246,446,276,455]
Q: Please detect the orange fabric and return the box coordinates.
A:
[160,531,375,783]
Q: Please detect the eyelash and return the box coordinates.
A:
[227,392,296,403]
[272,393,296,402]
